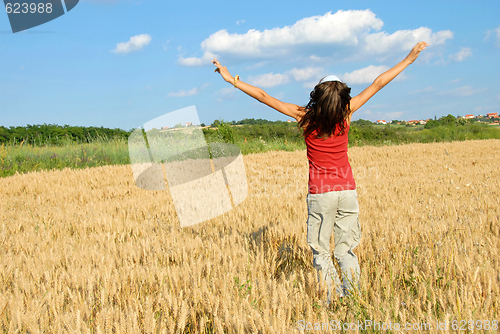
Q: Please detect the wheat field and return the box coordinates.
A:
[1,139,499,333]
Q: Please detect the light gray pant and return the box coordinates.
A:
[306,189,361,302]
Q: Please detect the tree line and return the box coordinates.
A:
[1,115,498,148]
[0,123,131,146]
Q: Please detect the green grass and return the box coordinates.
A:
[0,137,129,178]
[0,134,307,178]
[1,122,499,178]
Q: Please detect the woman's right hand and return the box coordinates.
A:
[405,41,429,64]
[212,58,234,83]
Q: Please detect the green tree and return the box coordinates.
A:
[424,120,440,129]
[439,114,457,127]
[216,120,235,144]
[352,119,374,126]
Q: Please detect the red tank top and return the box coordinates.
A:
[305,120,356,194]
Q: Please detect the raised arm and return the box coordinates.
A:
[349,41,429,114]
[212,59,305,121]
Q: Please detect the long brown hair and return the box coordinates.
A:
[298,80,352,139]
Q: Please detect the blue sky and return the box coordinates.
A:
[1,0,499,131]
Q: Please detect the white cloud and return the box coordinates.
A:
[167,83,209,97]
[382,111,404,119]
[363,27,453,54]
[244,67,324,88]
[274,92,286,100]
[449,47,472,62]
[249,64,407,89]
[307,55,331,63]
[485,26,500,46]
[112,34,152,54]
[437,86,484,97]
[249,64,411,89]
[167,88,199,98]
[179,9,453,65]
[244,61,270,70]
[303,81,318,89]
[342,65,389,84]
[199,10,382,59]
[358,110,403,120]
[449,78,462,84]
[475,105,500,113]
[409,86,434,94]
[162,40,170,51]
[287,67,324,81]
[236,20,245,25]
[216,87,238,102]
[247,73,290,88]
[178,51,216,66]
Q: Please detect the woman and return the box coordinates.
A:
[213,41,428,304]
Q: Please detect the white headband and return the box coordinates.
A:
[319,75,343,84]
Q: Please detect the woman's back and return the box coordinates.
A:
[305,120,356,194]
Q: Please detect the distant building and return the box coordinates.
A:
[376,120,387,124]
[487,113,498,118]
[419,119,428,124]
[465,114,474,119]
[185,122,193,127]
[162,126,169,130]
[408,120,418,125]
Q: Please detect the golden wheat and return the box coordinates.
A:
[0,139,499,333]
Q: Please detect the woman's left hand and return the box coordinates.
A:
[212,58,234,83]
[405,41,429,64]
